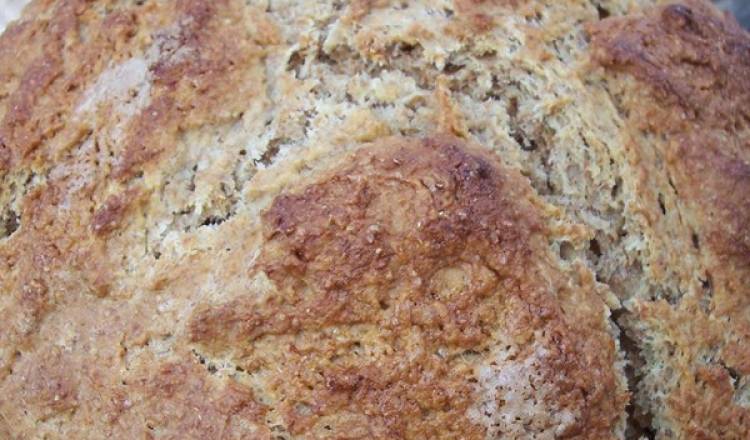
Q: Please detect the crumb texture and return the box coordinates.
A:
[590,0,750,438]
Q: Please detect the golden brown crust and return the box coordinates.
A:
[114,0,270,180]
[0,1,276,437]
[0,0,269,179]
[7,0,750,438]
[189,135,625,439]
[590,1,749,134]
[0,0,138,172]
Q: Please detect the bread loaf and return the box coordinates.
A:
[0,0,747,438]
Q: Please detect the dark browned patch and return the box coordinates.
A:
[589,0,750,132]
[91,189,141,236]
[189,136,625,438]
[453,0,527,32]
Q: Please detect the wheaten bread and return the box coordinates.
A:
[0,0,747,438]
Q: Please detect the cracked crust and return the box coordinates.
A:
[590,0,750,437]
[0,0,748,439]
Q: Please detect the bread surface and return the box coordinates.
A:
[0,0,748,439]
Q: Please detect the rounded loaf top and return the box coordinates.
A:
[0,1,748,439]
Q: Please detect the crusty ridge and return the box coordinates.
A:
[188,136,625,438]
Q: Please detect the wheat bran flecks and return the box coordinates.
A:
[0,1,748,439]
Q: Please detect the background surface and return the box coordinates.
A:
[716,0,750,28]
[0,0,26,31]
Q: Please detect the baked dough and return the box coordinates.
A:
[0,0,747,438]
